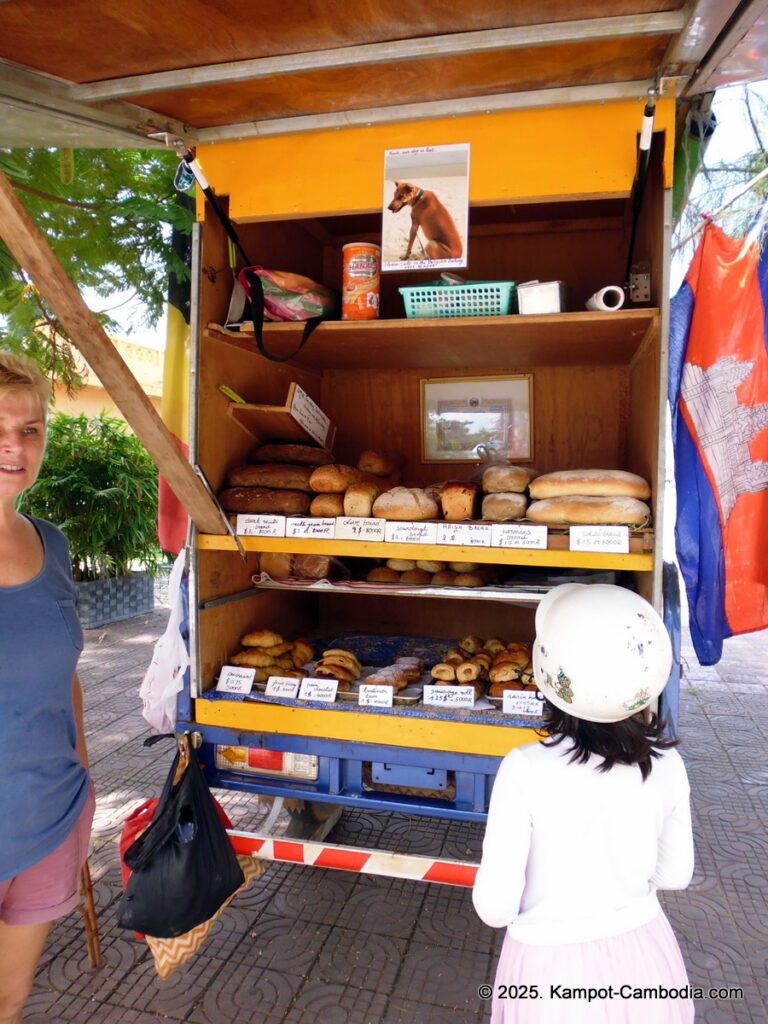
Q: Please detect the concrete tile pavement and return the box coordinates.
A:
[27,610,768,1022]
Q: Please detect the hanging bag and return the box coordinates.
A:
[117,737,244,938]
[238,266,337,363]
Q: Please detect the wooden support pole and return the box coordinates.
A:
[0,167,225,536]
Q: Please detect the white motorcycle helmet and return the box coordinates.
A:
[533,584,672,723]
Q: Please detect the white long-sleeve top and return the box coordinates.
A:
[472,741,694,945]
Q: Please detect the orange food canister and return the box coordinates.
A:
[342,243,381,320]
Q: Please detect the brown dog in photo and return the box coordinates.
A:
[388,181,463,261]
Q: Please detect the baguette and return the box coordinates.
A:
[219,488,310,515]
[526,496,651,526]
[227,463,314,491]
[528,469,651,500]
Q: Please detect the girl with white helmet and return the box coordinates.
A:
[473,583,694,1022]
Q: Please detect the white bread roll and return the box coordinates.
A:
[482,465,533,494]
[440,482,479,521]
[343,482,381,517]
[529,469,651,500]
[481,493,528,521]
[372,487,439,521]
[526,496,651,526]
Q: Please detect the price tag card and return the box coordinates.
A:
[437,522,492,547]
[491,523,548,549]
[358,684,394,708]
[423,685,476,709]
[298,677,339,703]
[286,517,336,539]
[265,676,301,698]
[216,665,256,695]
[290,384,332,447]
[384,521,438,545]
[569,525,630,554]
[502,689,544,716]
[235,514,286,538]
[334,516,386,542]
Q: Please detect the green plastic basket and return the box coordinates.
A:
[399,280,517,318]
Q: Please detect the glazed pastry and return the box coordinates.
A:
[431,663,457,681]
[241,630,284,648]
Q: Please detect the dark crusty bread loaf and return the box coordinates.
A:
[219,488,310,515]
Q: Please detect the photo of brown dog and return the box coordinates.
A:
[387,181,464,262]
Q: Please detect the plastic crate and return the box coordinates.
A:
[399,280,517,318]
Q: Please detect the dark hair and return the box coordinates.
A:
[537,698,677,781]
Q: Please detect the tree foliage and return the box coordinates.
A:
[19,412,161,581]
[0,148,192,389]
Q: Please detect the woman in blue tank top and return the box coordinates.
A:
[0,352,93,1023]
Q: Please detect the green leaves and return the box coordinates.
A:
[19,412,161,581]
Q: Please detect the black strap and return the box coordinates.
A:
[243,269,322,363]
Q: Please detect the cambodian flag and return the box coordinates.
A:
[669,221,768,665]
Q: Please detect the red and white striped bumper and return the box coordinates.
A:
[228,830,479,888]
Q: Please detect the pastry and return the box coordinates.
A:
[506,641,532,657]
[416,560,445,573]
[481,493,528,521]
[314,663,357,686]
[458,635,482,655]
[367,566,401,583]
[490,662,526,683]
[260,552,293,578]
[372,487,439,521]
[250,443,334,466]
[357,450,395,476]
[400,568,432,585]
[241,629,284,648]
[494,651,530,673]
[366,666,408,690]
[440,482,479,521]
[431,570,458,586]
[482,465,534,494]
[394,657,424,682]
[231,649,275,668]
[528,469,651,500]
[310,493,345,517]
[489,680,525,697]
[226,464,314,491]
[309,464,364,493]
[320,653,361,678]
[344,482,382,518]
[264,641,294,658]
[220,488,310,515]
[456,661,480,683]
[471,652,492,672]
[449,561,479,573]
[431,663,456,681]
[444,651,465,666]
[292,640,314,666]
[387,558,416,571]
[526,496,651,526]
[483,638,505,655]
[454,572,484,588]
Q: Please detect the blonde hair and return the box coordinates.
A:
[0,351,50,420]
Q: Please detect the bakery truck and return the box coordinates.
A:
[0,0,756,883]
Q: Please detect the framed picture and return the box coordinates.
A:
[420,375,533,463]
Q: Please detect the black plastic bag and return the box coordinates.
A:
[117,738,244,938]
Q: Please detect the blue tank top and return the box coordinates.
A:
[0,517,89,880]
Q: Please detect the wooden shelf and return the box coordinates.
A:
[206,309,659,370]
[198,534,654,571]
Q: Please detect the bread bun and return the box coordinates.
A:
[357,450,395,476]
[220,488,311,515]
[416,560,445,573]
[309,464,364,493]
[440,482,479,522]
[227,463,314,490]
[372,487,439,522]
[458,635,482,655]
[489,680,525,697]
[454,572,484,588]
[250,444,333,466]
[449,561,479,573]
[482,493,528,522]
[241,629,284,648]
[310,493,345,517]
[490,662,525,684]
[526,496,651,526]
[431,570,458,586]
[400,568,432,585]
[343,482,382,517]
[482,465,533,494]
[483,638,505,655]
[456,661,480,682]
[528,469,651,500]
[367,566,400,583]
[387,558,416,571]
[260,552,293,578]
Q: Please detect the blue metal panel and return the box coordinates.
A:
[371,762,449,790]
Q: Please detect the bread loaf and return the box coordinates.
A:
[227,463,314,490]
[260,552,294,578]
[400,568,432,585]
[526,496,651,526]
[440,482,479,521]
[343,482,381,518]
[310,493,345,517]
[387,558,415,571]
[416,560,445,573]
[309,464,363,493]
[449,561,479,573]
[528,469,651,500]
[431,570,458,586]
[482,465,533,494]
[481,493,528,521]
[367,566,400,583]
[454,572,484,588]
[372,487,439,521]
[357,450,395,476]
[250,444,333,466]
[293,554,333,579]
[219,488,311,515]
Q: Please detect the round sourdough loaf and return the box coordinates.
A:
[481,492,528,521]
[372,487,439,521]
[526,495,651,526]
[528,469,651,499]
[482,465,533,494]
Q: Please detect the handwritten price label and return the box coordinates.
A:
[298,678,339,703]
[235,514,286,538]
[423,685,476,709]
[265,676,301,698]
[436,522,492,547]
[286,517,336,539]
[216,666,256,695]
[334,516,386,542]
[502,689,544,716]
[491,523,548,549]
[384,521,438,545]
[290,384,331,447]
[569,526,630,554]
[358,684,394,708]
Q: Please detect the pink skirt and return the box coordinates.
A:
[490,911,694,1023]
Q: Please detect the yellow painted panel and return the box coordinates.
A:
[194,700,539,757]
[197,533,654,571]
[196,98,675,221]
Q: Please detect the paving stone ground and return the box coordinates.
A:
[28,609,768,1022]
